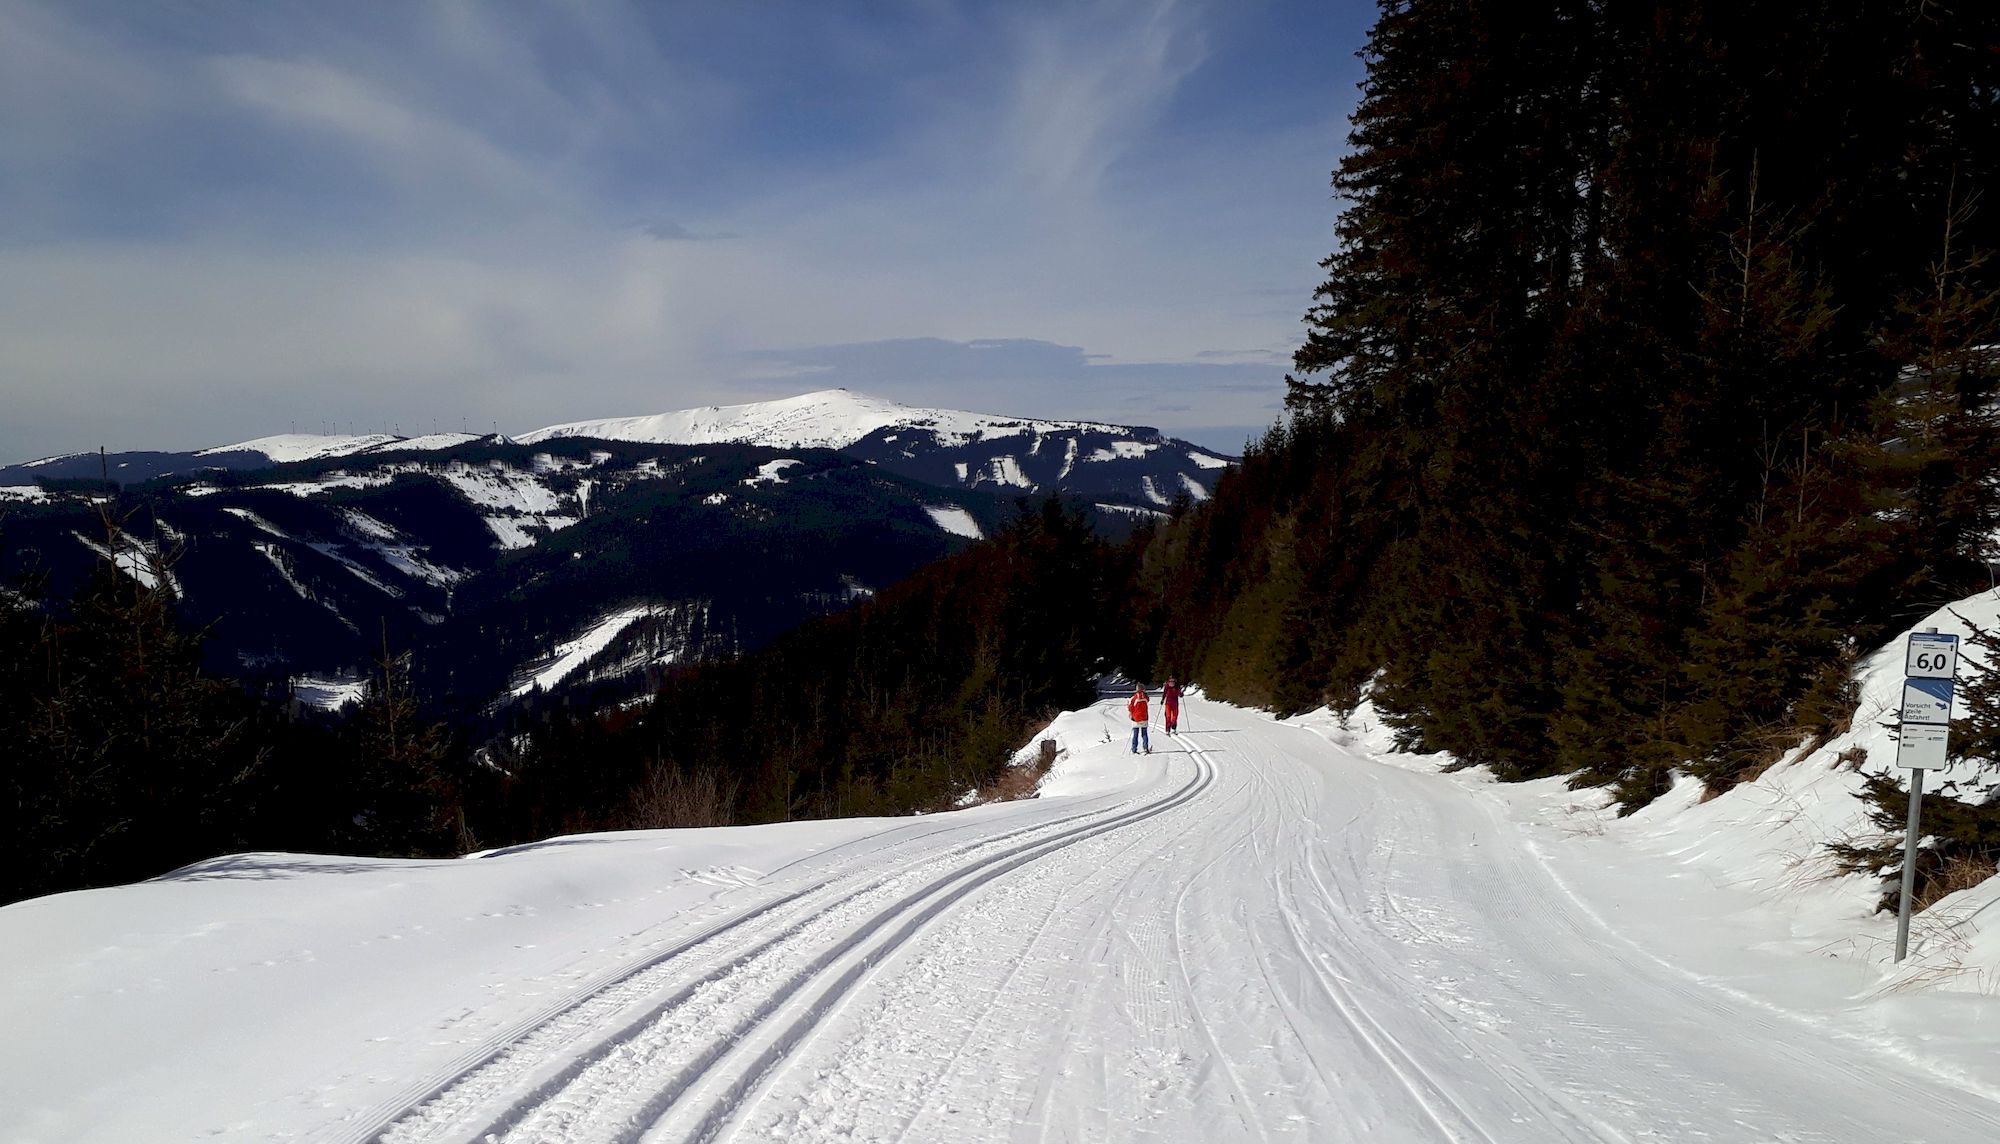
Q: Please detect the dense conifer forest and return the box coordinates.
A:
[1140,0,2000,888]
[6,0,1999,907]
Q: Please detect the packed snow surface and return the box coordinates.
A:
[517,388,1140,451]
[6,690,1999,1142]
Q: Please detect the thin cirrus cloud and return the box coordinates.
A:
[0,0,1369,463]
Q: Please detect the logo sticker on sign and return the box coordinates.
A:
[1897,722,1951,770]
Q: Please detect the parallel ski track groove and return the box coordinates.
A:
[875,748,1214,1144]
[1238,741,1505,1144]
[660,752,1216,1144]
[1359,817,1637,1144]
[407,751,1210,1144]
[1457,787,2000,1136]
[337,812,993,1143]
[362,788,1165,1144]
[1166,741,1278,1144]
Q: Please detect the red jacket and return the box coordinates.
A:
[1127,689,1149,722]
[1162,682,1182,712]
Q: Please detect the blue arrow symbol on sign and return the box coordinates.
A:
[1909,676,1954,705]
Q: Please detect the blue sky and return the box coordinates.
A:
[0,0,1373,461]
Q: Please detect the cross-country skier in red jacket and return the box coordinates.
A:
[1162,677,1182,734]
[1127,685,1150,754]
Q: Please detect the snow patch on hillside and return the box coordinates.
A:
[973,455,1033,489]
[744,459,802,486]
[431,462,579,550]
[222,507,289,538]
[364,433,482,454]
[1095,502,1167,520]
[485,516,579,551]
[253,542,307,597]
[339,510,463,587]
[1087,441,1156,462]
[437,463,564,515]
[924,505,983,539]
[196,432,481,463]
[72,531,179,593]
[338,509,399,543]
[293,675,367,711]
[0,485,47,502]
[510,606,654,698]
[254,472,396,497]
[305,541,402,598]
[1188,451,1232,470]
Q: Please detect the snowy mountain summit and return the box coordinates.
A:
[522,388,1234,507]
[522,388,1144,451]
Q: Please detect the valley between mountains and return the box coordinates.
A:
[0,389,1231,716]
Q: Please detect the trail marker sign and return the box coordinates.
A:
[1895,627,1959,962]
[1906,631,1958,679]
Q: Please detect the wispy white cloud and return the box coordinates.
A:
[1002,0,1207,202]
[0,0,1367,462]
[211,54,548,202]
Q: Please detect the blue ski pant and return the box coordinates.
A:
[1131,724,1149,752]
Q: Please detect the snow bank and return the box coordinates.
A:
[1036,704,1155,800]
[1289,589,2000,1098]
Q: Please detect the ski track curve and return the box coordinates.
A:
[363,738,1211,1144]
[344,698,2000,1144]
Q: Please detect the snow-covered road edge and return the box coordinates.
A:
[1282,590,2000,1102]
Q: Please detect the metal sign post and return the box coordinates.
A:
[1895,628,1959,963]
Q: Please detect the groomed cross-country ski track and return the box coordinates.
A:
[5,694,1999,1142]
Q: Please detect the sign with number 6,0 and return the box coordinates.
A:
[1906,632,1959,680]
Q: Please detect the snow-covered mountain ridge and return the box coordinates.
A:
[518,388,1193,453]
[5,390,1234,504]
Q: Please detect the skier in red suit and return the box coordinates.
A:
[1127,685,1150,754]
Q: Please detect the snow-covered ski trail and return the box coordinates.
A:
[357,698,2000,1143]
[10,696,2000,1143]
[363,743,1213,1144]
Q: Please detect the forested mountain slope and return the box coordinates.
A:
[1139,0,2000,812]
